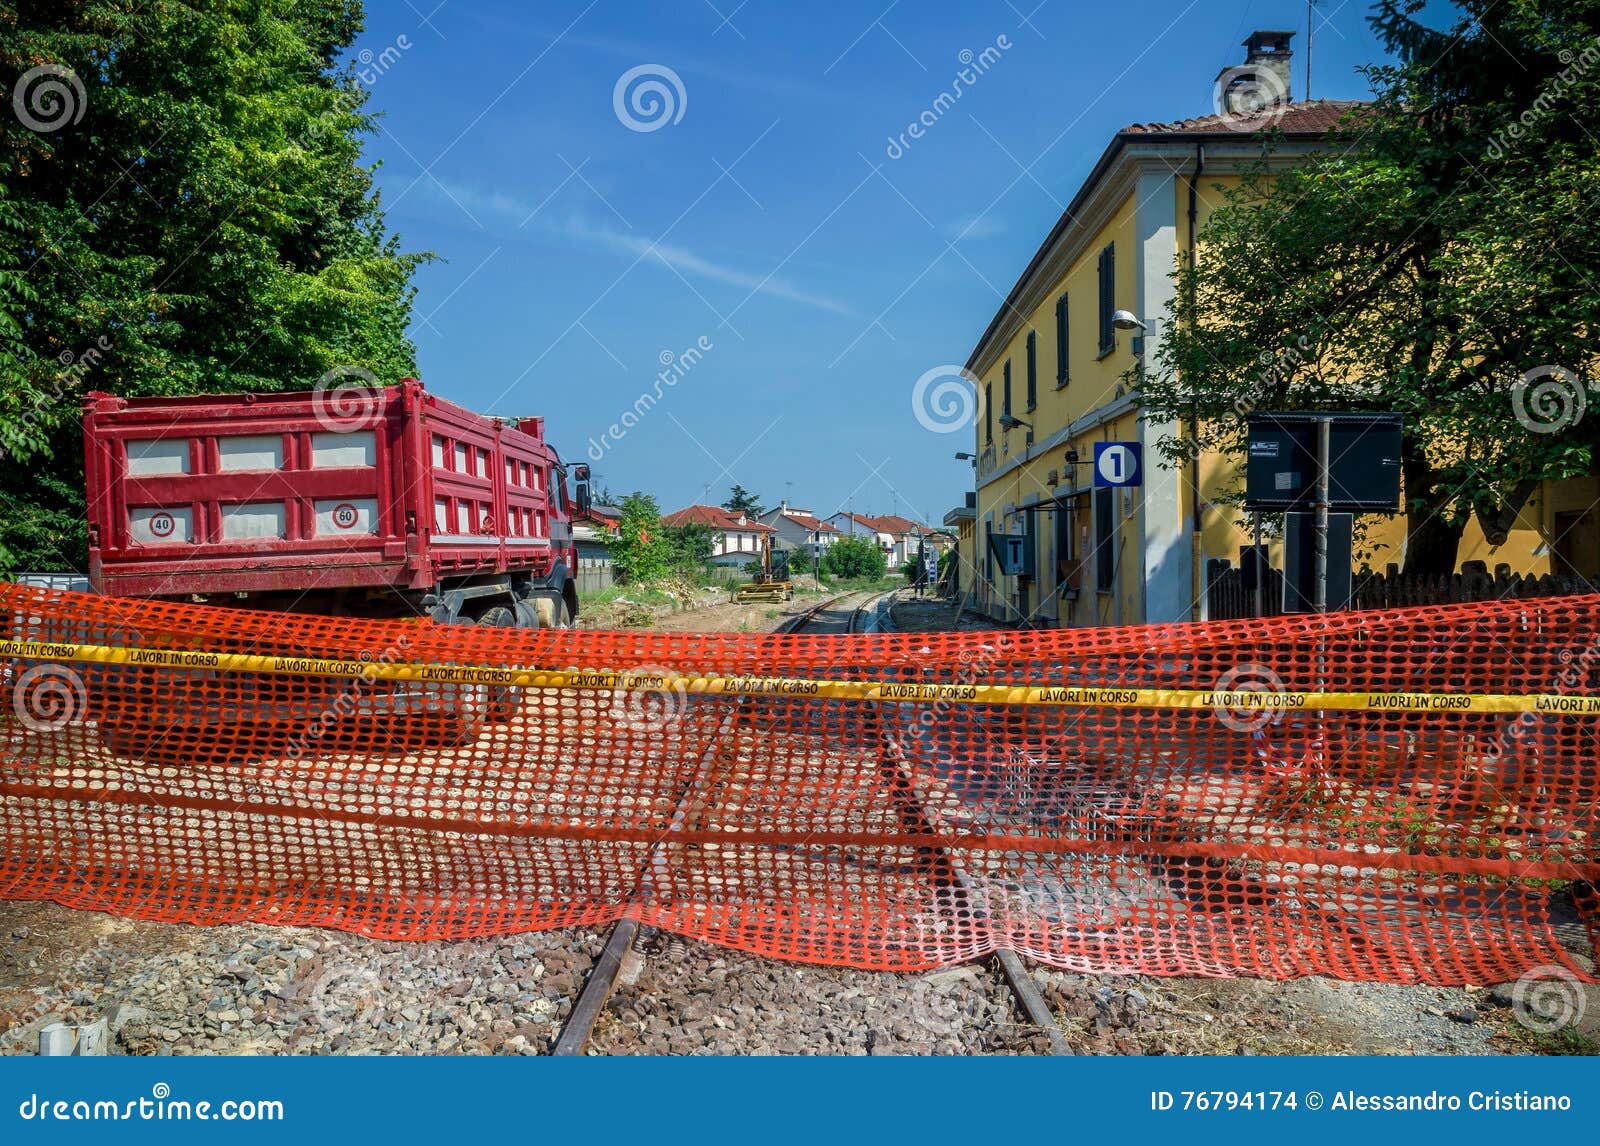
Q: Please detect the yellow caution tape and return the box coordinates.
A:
[1,638,1596,715]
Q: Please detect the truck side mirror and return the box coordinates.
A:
[572,464,591,515]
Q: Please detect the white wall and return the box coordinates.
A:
[1134,167,1191,625]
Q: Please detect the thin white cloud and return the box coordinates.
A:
[943,213,1004,241]
[573,222,854,316]
[420,178,852,316]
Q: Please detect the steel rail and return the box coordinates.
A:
[849,593,1074,1055]
[550,591,861,1055]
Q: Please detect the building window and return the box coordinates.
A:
[1097,244,1116,357]
[1002,359,1012,419]
[1055,293,1069,386]
[1025,331,1037,411]
[984,383,993,442]
[1094,486,1115,592]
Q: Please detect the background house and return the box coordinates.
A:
[570,502,621,594]
[757,502,841,567]
[662,504,774,567]
[571,503,621,562]
[826,512,893,567]
[824,511,929,569]
[870,513,927,569]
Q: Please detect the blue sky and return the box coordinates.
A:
[355,0,1408,525]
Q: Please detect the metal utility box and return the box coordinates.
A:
[1245,412,1403,513]
[1283,511,1353,612]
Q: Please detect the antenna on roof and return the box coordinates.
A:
[1306,0,1315,101]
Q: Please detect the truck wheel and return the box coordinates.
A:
[477,606,521,722]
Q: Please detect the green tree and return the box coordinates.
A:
[0,0,426,571]
[720,484,763,517]
[822,535,886,580]
[606,493,669,584]
[1144,0,1600,574]
[662,522,717,574]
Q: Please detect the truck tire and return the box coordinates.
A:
[477,606,521,722]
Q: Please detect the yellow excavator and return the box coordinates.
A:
[736,534,794,602]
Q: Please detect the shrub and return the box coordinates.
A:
[822,536,886,580]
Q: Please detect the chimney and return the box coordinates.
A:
[1217,30,1294,116]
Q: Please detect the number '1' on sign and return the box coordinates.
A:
[1093,441,1142,488]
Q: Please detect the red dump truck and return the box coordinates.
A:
[83,377,587,626]
[71,378,590,757]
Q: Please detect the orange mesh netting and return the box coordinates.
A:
[1,583,1596,983]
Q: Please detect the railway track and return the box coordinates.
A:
[552,588,1070,1056]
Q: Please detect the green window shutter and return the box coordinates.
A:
[1025,331,1037,410]
[1055,293,1069,386]
[1097,244,1116,356]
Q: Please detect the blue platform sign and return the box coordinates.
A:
[1094,441,1142,487]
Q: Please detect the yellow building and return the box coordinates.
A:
[959,31,1590,627]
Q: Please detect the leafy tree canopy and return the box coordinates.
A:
[822,535,887,581]
[720,484,763,517]
[0,0,426,571]
[607,493,718,584]
[1145,0,1600,574]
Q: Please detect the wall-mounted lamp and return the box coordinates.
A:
[1112,310,1151,359]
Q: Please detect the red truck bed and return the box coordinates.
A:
[84,378,572,599]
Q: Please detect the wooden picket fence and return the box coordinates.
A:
[1205,558,1597,620]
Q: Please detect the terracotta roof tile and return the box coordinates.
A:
[662,505,776,532]
[1121,98,1365,136]
[864,513,924,535]
[782,511,840,534]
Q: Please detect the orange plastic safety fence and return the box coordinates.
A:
[1,583,1596,984]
